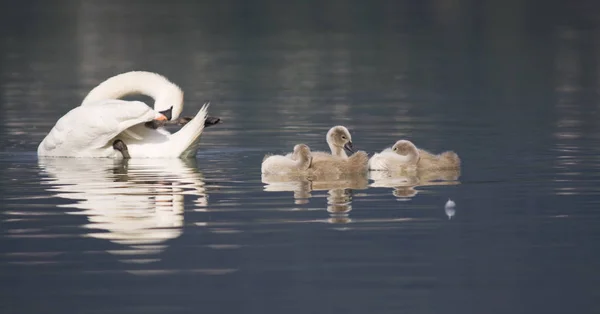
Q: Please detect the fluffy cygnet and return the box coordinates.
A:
[261,144,312,174]
[318,125,354,158]
[369,139,461,172]
[279,125,368,174]
[286,125,355,160]
[369,140,420,171]
[310,150,369,175]
[417,148,461,171]
[311,125,369,174]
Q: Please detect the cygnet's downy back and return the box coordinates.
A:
[417,148,461,171]
[261,144,313,174]
[311,150,369,175]
[369,139,420,171]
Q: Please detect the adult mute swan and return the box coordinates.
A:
[37,71,221,158]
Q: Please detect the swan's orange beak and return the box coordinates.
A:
[156,114,168,121]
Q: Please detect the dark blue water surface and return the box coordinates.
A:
[1,1,600,313]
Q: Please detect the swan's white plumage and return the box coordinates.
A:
[81,71,184,119]
[38,100,157,157]
[126,103,209,158]
[37,71,211,158]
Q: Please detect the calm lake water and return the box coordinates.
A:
[2,1,600,313]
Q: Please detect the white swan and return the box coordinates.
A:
[37,71,219,158]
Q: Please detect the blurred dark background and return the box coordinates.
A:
[1,0,600,154]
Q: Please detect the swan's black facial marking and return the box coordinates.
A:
[113,139,131,159]
[159,106,173,120]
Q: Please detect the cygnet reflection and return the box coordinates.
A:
[38,157,207,263]
[262,172,368,223]
[326,188,354,224]
[369,168,461,199]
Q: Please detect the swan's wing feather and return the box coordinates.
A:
[83,100,157,149]
[39,100,156,155]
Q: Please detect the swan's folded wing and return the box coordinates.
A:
[85,100,158,149]
[40,100,157,154]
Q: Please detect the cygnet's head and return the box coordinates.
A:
[327,126,354,154]
[293,144,312,170]
[293,144,311,157]
[392,140,419,162]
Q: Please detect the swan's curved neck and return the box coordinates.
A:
[81,71,184,120]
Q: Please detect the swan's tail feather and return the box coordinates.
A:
[169,102,209,158]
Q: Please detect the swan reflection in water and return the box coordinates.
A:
[369,168,461,200]
[262,172,369,224]
[38,157,207,263]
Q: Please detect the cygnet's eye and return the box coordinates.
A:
[393,147,397,151]
[341,135,347,140]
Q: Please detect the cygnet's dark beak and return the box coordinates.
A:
[344,141,354,153]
